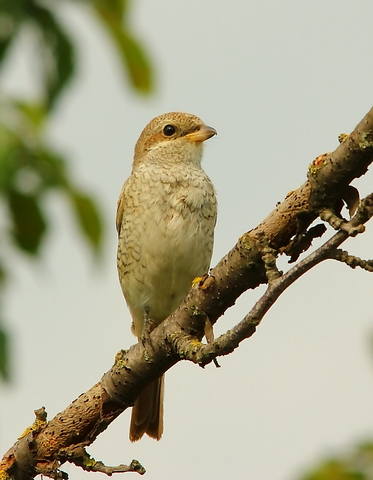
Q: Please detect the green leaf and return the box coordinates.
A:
[0,259,7,286]
[93,1,153,94]
[68,189,104,255]
[0,103,104,256]
[12,100,47,131]
[114,29,153,93]
[0,131,19,191]
[7,189,47,254]
[92,0,129,17]
[28,1,75,110]
[301,459,364,479]
[0,325,10,381]
[299,443,373,480]
[0,22,17,64]
[0,111,68,192]
[0,0,26,64]
[31,148,68,190]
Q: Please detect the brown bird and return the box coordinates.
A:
[116,112,217,441]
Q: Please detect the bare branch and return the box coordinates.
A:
[62,448,145,476]
[332,249,373,272]
[320,208,365,235]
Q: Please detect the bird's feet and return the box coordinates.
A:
[141,309,156,358]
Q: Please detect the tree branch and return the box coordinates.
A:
[1,107,372,480]
[331,249,373,272]
[174,193,373,366]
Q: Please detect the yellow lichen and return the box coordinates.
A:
[18,418,46,439]
[0,469,11,480]
[338,133,349,143]
[192,276,204,287]
[308,153,329,176]
[358,131,373,150]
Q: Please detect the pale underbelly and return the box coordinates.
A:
[123,224,212,324]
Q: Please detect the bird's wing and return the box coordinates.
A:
[116,185,126,236]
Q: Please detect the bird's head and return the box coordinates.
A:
[133,112,216,168]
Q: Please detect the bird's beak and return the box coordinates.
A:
[185,125,217,143]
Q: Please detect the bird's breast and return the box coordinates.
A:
[117,163,216,325]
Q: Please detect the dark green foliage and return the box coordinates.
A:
[67,189,103,256]
[0,102,104,257]
[0,0,75,109]
[0,0,25,63]
[7,189,47,254]
[93,0,153,93]
[27,2,76,110]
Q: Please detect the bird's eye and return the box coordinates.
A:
[163,124,176,136]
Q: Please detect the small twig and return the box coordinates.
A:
[332,249,373,272]
[77,459,145,476]
[320,208,365,236]
[63,448,145,476]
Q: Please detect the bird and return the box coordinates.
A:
[116,112,217,442]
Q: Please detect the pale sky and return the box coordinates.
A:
[1,1,373,479]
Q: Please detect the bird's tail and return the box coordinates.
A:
[129,375,164,442]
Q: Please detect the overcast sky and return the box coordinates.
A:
[1,1,373,479]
